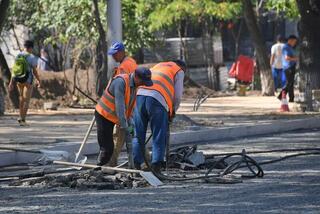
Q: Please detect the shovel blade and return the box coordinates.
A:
[140,171,163,187]
[72,155,88,170]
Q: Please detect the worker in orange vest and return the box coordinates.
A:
[108,41,138,77]
[95,67,152,166]
[107,41,138,166]
[132,60,186,173]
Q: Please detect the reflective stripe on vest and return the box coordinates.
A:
[114,57,138,76]
[140,62,181,116]
[95,74,132,124]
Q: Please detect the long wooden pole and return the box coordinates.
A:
[53,160,141,173]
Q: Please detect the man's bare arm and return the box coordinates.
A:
[285,55,298,62]
[33,67,41,87]
[270,54,275,66]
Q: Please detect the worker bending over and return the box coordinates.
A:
[107,41,138,166]
[133,60,186,173]
[95,67,152,166]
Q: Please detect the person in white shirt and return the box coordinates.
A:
[270,35,286,90]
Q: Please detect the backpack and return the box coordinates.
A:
[12,54,30,83]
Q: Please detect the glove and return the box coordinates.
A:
[127,125,134,136]
[120,127,133,143]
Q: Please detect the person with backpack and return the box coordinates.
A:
[8,40,41,126]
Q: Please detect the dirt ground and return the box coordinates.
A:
[5,69,229,111]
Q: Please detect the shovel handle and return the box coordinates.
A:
[54,160,141,173]
[75,116,95,162]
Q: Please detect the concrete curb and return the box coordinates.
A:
[171,116,320,144]
[1,116,320,167]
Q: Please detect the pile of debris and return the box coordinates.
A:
[9,170,148,190]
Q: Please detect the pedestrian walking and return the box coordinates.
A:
[270,35,286,90]
[8,40,41,126]
[278,35,298,102]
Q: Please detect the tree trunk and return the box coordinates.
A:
[0,0,20,108]
[92,0,108,96]
[230,20,243,58]
[242,0,274,95]
[296,0,320,111]
[134,47,144,64]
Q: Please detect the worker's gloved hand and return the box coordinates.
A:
[120,127,133,143]
[127,126,134,135]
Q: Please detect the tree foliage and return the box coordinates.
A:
[265,0,299,19]
[122,0,155,56]
[148,0,242,32]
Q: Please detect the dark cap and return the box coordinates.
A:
[107,41,125,55]
[24,40,34,49]
[135,67,153,86]
[172,59,186,71]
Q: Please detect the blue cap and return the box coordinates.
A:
[107,42,125,55]
[135,67,153,87]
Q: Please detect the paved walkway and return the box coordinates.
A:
[0,96,318,151]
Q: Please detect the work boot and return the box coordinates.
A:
[151,163,162,174]
[97,151,109,166]
[18,119,29,127]
[134,162,141,170]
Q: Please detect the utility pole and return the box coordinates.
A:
[107,0,122,80]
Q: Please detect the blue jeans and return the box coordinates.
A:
[133,95,168,165]
[272,68,286,89]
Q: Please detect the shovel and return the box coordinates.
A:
[74,116,95,165]
[53,160,163,187]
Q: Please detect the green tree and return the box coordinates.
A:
[122,0,155,63]
[147,0,242,89]
[296,0,320,110]
[242,0,275,96]
[265,0,299,19]
[0,0,20,109]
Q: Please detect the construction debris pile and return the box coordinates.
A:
[9,170,148,190]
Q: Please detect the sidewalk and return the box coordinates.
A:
[1,95,319,166]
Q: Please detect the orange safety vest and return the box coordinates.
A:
[95,74,135,125]
[139,61,181,116]
[114,57,137,76]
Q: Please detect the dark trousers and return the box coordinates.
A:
[95,110,115,164]
[280,66,296,102]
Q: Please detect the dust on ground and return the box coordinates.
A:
[1,129,320,213]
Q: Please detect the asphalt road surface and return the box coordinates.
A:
[1,129,320,214]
